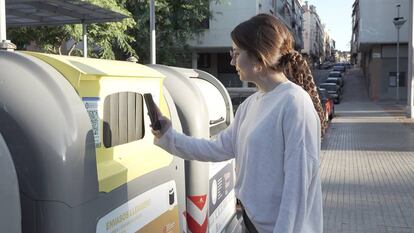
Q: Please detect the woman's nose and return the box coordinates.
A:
[230,57,235,66]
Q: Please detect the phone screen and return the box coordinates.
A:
[143,93,162,130]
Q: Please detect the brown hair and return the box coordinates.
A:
[231,13,328,136]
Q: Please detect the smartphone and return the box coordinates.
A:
[143,93,162,131]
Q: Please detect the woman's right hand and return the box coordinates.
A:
[150,105,172,139]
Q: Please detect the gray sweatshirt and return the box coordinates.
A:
[155,81,323,233]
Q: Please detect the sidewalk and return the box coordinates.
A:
[321,68,414,233]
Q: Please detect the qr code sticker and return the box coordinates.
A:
[83,97,101,147]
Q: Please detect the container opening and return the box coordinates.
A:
[103,92,145,148]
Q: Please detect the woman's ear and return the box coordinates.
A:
[253,64,263,73]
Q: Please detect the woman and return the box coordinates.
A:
[152,14,323,233]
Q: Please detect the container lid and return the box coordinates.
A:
[24,52,165,90]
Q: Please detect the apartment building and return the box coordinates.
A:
[189,0,304,100]
[351,0,409,101]
[277,0,305,50]
[301,1,324,67]
[323,28,336,62]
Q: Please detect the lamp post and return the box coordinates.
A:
[393,4,407,104]
[150,0,156,64]
[0,0,5,42]
[0,0,16,51]
[408,0,414,118]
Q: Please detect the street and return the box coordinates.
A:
[313,68,414,233]
[312,68,332,85]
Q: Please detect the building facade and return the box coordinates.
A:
[323,27,336,62]
[189,0,305,100]
[276,0,305,51]
[301,1,324,67]
[351,0,409,101]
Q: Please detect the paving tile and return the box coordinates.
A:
[319,68,414,233]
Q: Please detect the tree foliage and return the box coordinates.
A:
[8,0,136,59]
[7,0,216,65]
[123,0,211,65]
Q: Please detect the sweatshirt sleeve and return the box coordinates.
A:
[154,121,236,162]
[273,94,321,233]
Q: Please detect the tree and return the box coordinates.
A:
[8,0,136,59]
[122,0,213,66]
[7,0,218,64]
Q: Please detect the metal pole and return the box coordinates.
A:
[394,4,407,104]
[397,23,400,104]
[407,0,414,118]
[397,5,401,104]
[0,0,6,41]
[150,0,156,64]
[0,0,16,51]
[83,23,88,58]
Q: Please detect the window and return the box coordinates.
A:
[217,53,241,87]
[389,72,405,87]
[217,52,236,73]
[199,17,209,29]
[198,53,211,68]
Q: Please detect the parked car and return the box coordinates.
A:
[318,88,335,121]
[327,71,344,87]
[325,78,344,95]
[326,76,344,87]
[328,71,343,78]
[332,65,346,73]
[344,62,352,69]
[321,62,332,70]
[319,83,342,104]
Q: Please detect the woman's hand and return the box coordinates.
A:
[150,105,172,139]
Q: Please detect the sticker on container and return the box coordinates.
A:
[83,97,100,147]
[96,180,179,233]
[208,162,236,233]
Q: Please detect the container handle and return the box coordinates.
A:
[209,117,224,125]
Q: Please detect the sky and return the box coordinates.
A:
[305,0,354,51]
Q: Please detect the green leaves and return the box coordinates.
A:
[126,0,212,65]
[7,0,217,65]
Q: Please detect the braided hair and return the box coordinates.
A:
[278,51,328,136]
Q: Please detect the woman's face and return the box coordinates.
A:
[230,42,259,83]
